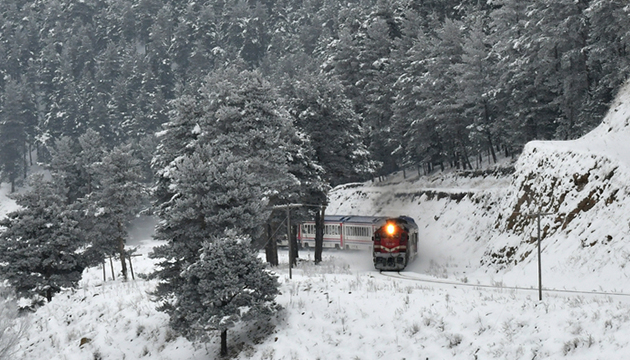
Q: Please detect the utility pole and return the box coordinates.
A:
[287,207,292,279]
[527,211,553,301]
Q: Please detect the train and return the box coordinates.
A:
[372,216,419,271]
[296,215,418,270]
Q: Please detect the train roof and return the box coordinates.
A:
[397,215,417,225]
[323,215,387,224]
[303,215,417,226]
[374,215,418,229]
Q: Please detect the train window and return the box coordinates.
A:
[345,226,370,237]
[302,224,316,235]
[325,225,340,235]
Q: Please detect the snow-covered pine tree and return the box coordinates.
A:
[488,0,532,152]
[0,78,28,193]
[76,129,106,196]
[49,136,84,203]
[453,14,500,164]
[84,143,145,280]
[0,174,86,302]
[152,146,268,272]
[151,65,301,296]
[281,72,377,186]
[425,17,473,170]
[391,24,437,173]
[168,233,280,357]
[585,0,630,124]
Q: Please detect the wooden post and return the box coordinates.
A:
[287,208,292,279]
[102,261,106,282]
[537,214,542,301]
[109,256,116,280]
[128,254,135,280]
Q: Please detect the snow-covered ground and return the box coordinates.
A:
[13,241,630,360]
[7,84,630,359]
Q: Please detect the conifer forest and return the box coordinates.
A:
[2,0,628,188]
[0,0,629,353]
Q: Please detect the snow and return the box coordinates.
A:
[7,85,630,358]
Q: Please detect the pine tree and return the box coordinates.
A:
[488,0,531,151]
[0,78,28,192]
[151,65,302,301]
[423,17,473,170]
[48,130,106,204]
[167,233,280,357]
[152,146,268,273]
[391,24,438,172]
[585,0,630,127]
[321,1,401,174]
[0,174,86,302]
[454,14,500,164]
[85,143,145,279]
[281,72,377,186]
[533,0,591,139]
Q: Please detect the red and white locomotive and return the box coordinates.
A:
[372,216,419,271]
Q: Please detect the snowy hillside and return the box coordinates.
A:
[484,81,630,293]
[8,84,630,359]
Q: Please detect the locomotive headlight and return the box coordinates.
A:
[386,223,396,235]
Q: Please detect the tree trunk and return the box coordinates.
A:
[220,329,228,356]
[265,223,272,263]
[483,101,497,164]
[118,237,128,280]
[458,137,473,170]
[265,223,278,266]
[315,205,326,264]
[290,224,299,266]
[118,222,128,280]
[23,143,28,179]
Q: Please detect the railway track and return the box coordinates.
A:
[379,270,630,300]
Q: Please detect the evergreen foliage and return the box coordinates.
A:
[0,78,30,192]
[80,143,146,276]
[280,72,377,186]
[0,175,86,302]
[151,65,310,299]
[165,233,280,356]
[0,0,628,178]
